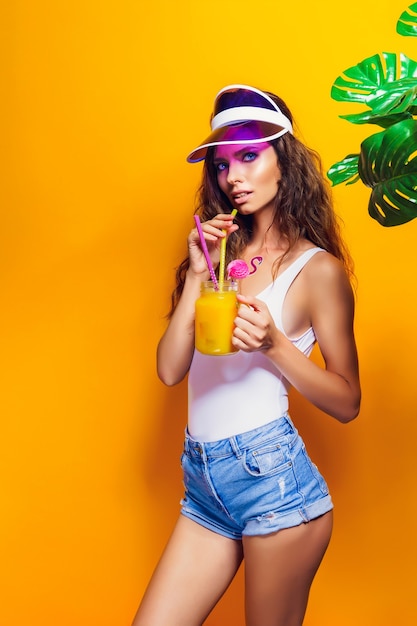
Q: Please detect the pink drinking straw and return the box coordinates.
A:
[193,215,219,290]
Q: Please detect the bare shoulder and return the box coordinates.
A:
[305,250,351,284]
[304,250,355,309]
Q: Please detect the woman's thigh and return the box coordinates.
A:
[132,515,243,626]
[243,511,333,626]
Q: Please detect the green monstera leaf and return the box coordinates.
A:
[358,118,417,226]
[327,154,360,186]
[331,52,417,126]
[397,3,417,37]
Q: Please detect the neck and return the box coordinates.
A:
[249,229,286,256]
[250,210,282,247]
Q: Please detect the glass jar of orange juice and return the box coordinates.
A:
[195,281,238,356]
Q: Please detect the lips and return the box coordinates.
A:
[232,191,252,204]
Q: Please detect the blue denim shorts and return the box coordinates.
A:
[180,414,333,539]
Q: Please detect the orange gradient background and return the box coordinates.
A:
[2,1,417,624]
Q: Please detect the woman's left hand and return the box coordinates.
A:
[232,294,279,352]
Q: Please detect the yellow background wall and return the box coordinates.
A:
[2,1,416,624]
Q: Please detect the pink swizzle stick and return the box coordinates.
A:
[193,215,219,291]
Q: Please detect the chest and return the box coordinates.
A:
[239,252,313,339]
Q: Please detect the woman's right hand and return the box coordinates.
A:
[187,213,239,276]
[157,213,238,386]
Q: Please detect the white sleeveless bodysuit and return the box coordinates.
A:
[188,247,324,442]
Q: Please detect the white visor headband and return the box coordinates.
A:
[211,106,293,134]
[187,84,293,163]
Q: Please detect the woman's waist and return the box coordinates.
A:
[187,396,291,443]
[185,413,300,456]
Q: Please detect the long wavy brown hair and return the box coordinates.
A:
[168,90,354,317]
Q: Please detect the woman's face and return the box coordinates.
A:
[214,140,281,216]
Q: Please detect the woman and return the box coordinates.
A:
[132,84,361,626]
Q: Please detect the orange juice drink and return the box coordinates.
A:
[195,281,238,355]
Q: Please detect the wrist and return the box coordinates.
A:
[186,268,211,283]
[263,330,285,360]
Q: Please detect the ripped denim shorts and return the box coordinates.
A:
[180,414,333,539]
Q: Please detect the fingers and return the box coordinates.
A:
[236,294,262,312]
[233,296,276,352]
[204,215,238,240]
[189,214,239,245]
[187,214,238,276]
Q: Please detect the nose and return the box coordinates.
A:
[226,162,244,186]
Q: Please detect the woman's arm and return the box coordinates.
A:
[157,270,202,386]
[233,254,361,423]
[157,214,239,386]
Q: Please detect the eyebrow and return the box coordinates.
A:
[213,145,264,162]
